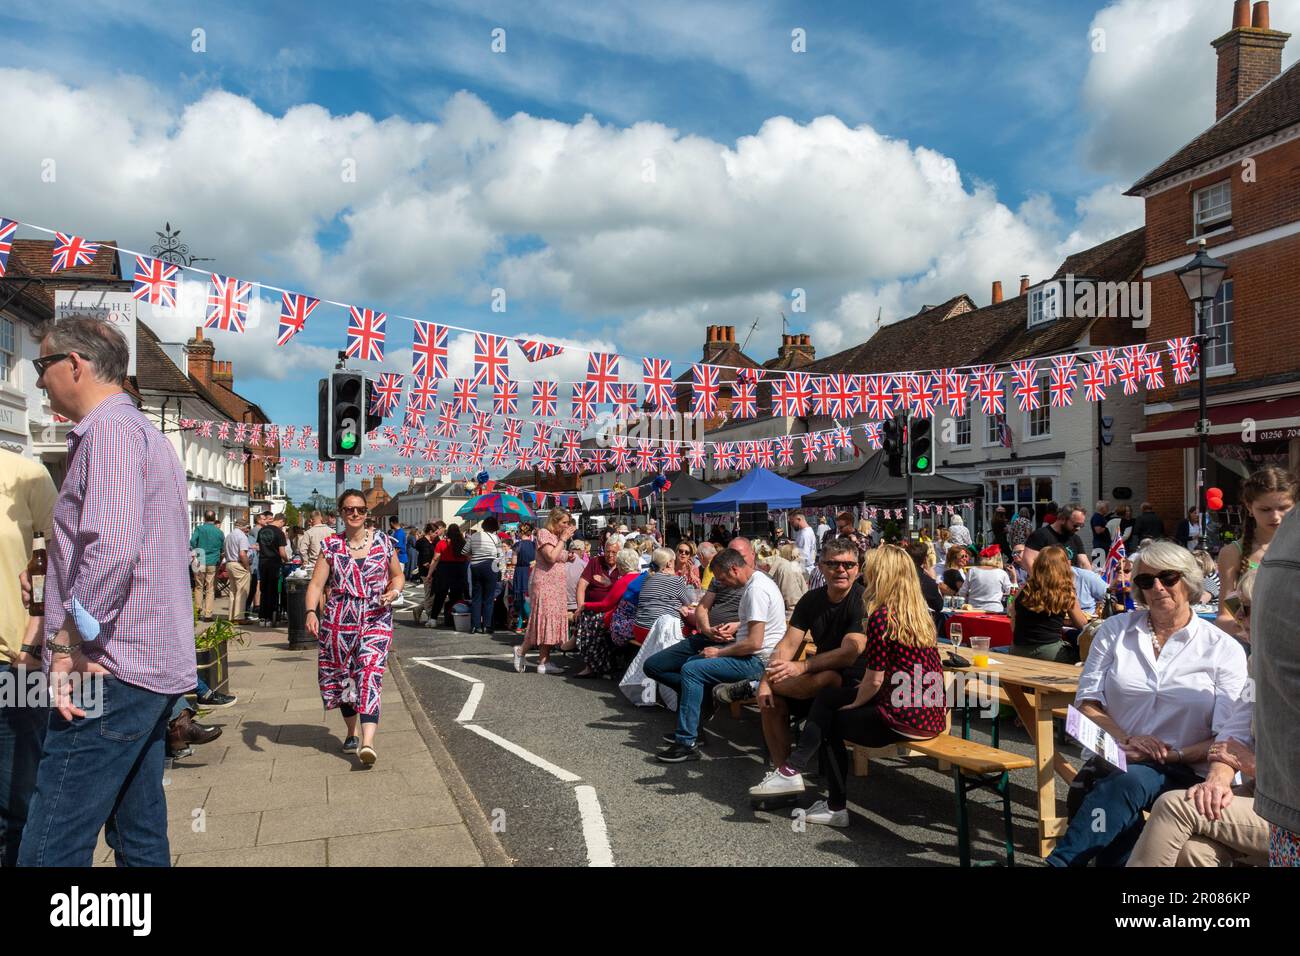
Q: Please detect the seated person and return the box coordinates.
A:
[905,539,944,637]
[958,547,1012,612]
[759,542,809,619]
[939,545,971,596]
[754,545,947,826]
[646,548,786,763]
[1072,564,1110,618]
[1009,544,1029,586]
[574,548,644,678]
[1008,545,1089,663]
[1191,549,1219,604]
[1047,541,1249,867]
[633,548,688,640]
[742,540,869,793]
[687,536,755,638]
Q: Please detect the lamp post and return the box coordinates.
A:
[1175,239,1228,544]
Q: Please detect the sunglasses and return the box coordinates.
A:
[821,560,858,572]
[677,549,692,555]
[1133,570,1183,591]
[33,353,71,377]
[341,505,369,515]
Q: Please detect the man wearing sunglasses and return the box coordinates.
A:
[18,316,195,866]
[745,540,868,800]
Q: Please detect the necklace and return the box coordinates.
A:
[346,531,370,554]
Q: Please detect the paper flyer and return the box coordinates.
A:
[1065,705,1128,771]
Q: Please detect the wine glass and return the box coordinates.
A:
[949,622,964,653]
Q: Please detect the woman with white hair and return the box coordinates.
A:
[947,515,972,549]
[574,548,645,678]
[1046,540,1249,867]
[633,548,689,639]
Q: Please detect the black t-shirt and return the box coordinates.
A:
[1026,524,1085,565]
[415,537,436,569]
[1090,512,1111,550]
[789,583,867,679]
[257,525,287,561]
[1013,604,1066,646]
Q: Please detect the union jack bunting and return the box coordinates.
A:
[812,375,835,417]
[642,357,675,411]
[471,332,510,388]
[776,436,795,468]
[661,443,683,471]
[1048,366,1075,408]
[445,442,463,464]
[1093,348,1120,386]
[536,446,557,474]
[737,441,754,470]
[346,306,387,361]
[1168,337,1198,384]
[50,233,99,271]
[610,382,639,417]
[514,447,534,471]
[939,370,969,418]
[469,411,494,445]
[1117,357,1142,396]
[730,381,757,419]
[1081,360,1107,403]
[635,439,658,471]
[515,338,564,362]
[976,370,1006,415]
[132,256,179,308]
[398,435,418,458]
[0,218,16,277]
[801,433,818,464]
[489,444,508,468]
[686,442,707,470]
[403,406,425,428]
[371,373,404,417]
[1139,352,1165,390]
[534,423,555,447]
[755,440,775,469]
[864,375,893,420]
[501,418,523,451]
[830,374,860,419]
[1011,361,1040,412]
[492,378,519,416]
[893,374,919,414]
[531,380,558,418]
[571,381,598,421]
[736,367,763,385]
[435,402,459,438]
[1051,354,1078,383]
[217,421,230,440]
[452,378,478,415]
[822,435,839,461]
[584,352,621,404]
[206,274,253,333]
[690,364,721,418]
[712,442,734,471]
[588,448,609,472]
[408,376,438,412]
[910,373,939,419]
[277,291,319,346]
[412,322,449,380]
[833,426,853,450]
[863,422,883,450]
[611,439,632,473]
[774,372,813,417]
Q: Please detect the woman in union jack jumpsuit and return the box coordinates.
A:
[305,489,405,766]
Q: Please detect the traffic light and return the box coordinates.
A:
[883,413,905,478]
[318,371,365,460]
[907,416,936,476]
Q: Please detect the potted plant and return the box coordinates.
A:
[195,617,249,697]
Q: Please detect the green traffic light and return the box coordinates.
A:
[340,432,357,450]
[915,456,929,471]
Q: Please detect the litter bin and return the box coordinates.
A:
[285,577,313,648]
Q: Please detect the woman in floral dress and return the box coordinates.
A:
[514,508,577,675]
[305,489,404,766]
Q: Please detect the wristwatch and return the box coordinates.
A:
[19,643,42,655]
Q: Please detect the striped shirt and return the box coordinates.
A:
[43,392,197,695]
[634,572,687,629]
[463,529,500,563]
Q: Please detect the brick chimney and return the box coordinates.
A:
[991,281,1003,305]
[776,333,816,367]
[361,478,371,493]
[212,360,233,389]
[184,326,215,385]
[1213,1,1290,121]
[703,324,736,363]
[1019,275,1030,296]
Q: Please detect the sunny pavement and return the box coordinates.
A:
[92,623,508,867]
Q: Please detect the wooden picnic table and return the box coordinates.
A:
[948,646,1081,858]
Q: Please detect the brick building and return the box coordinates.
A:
[1129,0,1300,530]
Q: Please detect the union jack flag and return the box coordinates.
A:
[976,370,1006,415]
[910,373,939,419]
[661,443,683,472]
[585,352,621,404]
[132,256,179,308]
[1051,354,1078,383]
[536,446,557,474]
[822,434,841,461]
[534,423,555,447]
[1049,367,1075,408]
[50,233,99,272]
[822,374,857,419]
[1168,337,1197,384]
[0,218,16,277]
[1093,348,1120,386]
[435,402,459,438]
[277,291,319,346]
[893,374,918,414]
[403,405,425,429]
[471,333,510,388]
[398,435,418,458]
[774,371,813,417]
[643,357,675,411]
[611,438,632,473]
[515,338,564,362]
[687,441,707,470]
[490,444,509,468]
[413,322,449,380]
[940,370,969,418]
[466,445,485,469]
[206,274,253,332]
[446,442,464,464]
[1140,352,1165,390]
[1103,536,1126,584]
[610,382,639,417]
[1117,357,1142,396]
[346,307,387,362]
[1011,361,1040,412]
[863,422,883,450]
[371,373,404,417]
[531,381,558,418]
[588,448,609,472]
[755,440,775,469]
[452,378,478,415]
[469,411,494,445]
[217,421,230,440]
[864,375,893,420]
[691,364,721,418]
[514,447,534,471]
[730,381,757,419]
[776,436,795,467]
[493,378,519,416]
[501,417,523,451]
[713,442,735,471]
[408,376,438,412]
[635,439,658,471]
[997,416,1013,449]
[571,381,598,421]
[736,367,763,385]
[812,375,834,417]
[1081,360,1107,403]
[801,434,819,464]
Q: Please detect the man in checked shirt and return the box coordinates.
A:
[18,316,195,867]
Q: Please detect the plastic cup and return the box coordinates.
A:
[971,636,991,667]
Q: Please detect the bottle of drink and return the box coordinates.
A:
[28,533,47,616]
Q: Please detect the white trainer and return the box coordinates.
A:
[799,800,850,828]
[749,769,805,798]
[537,661,562,675]
[512,648,526,673]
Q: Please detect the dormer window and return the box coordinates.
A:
[1028,283,1061,328]
[1194,181,1232,236]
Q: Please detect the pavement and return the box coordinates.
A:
[94,609,510,867]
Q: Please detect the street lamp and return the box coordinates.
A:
[1175,238,1229,544]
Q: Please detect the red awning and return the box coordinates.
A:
[1134,395,1300,452]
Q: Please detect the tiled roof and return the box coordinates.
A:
[3,238,124,315]
[802,294,978,375]
[1052,227,1146,280]
[1128,60,1300,194]
[133,321,196,395]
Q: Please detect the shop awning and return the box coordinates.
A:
[1133,396,1300,452]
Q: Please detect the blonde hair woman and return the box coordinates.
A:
[514,508,577,674]
[673,539,700,588]
[764,545,947,827]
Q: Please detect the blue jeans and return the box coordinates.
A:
[644,635,765,745]
[0,664,48,867]
[169,676,209,722]
[469,561,499,632]
[18,676,178,868]
[1046,760,1201,867]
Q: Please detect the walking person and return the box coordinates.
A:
[189,511,224,622]
[514,508,578,674]
[422,523,468,628]
[410,525,438,624]
[19,316,195,867]
[255,510,289,626]
[223,519,252,623]
[298,510,332,570]
[304,490,404,766]
[511,523,536,633]
[463,517,503,634]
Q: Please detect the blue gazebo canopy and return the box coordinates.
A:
[692,467,815,514]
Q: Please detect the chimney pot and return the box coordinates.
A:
[1019,275,1030,296]
[991,280,1003,304]
[1234,0,1251,28]
[1253,1,1270,29]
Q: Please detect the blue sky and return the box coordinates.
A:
[4,0,1296,500]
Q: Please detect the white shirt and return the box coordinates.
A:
[1075,610,1248,773]
[959,566,1011,612]
[815,522,830,545]
[222,527,250,563]
[794,525,817,572]
[737,570,788,662]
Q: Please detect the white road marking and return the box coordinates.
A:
[412,660,480,683]
[409,654,516,662]
[456,682,485,723]
[462,723,582,783]
[574,785,614,867]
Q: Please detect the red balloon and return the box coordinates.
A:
[1207,487,1223,498]
[662,481,672,491]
